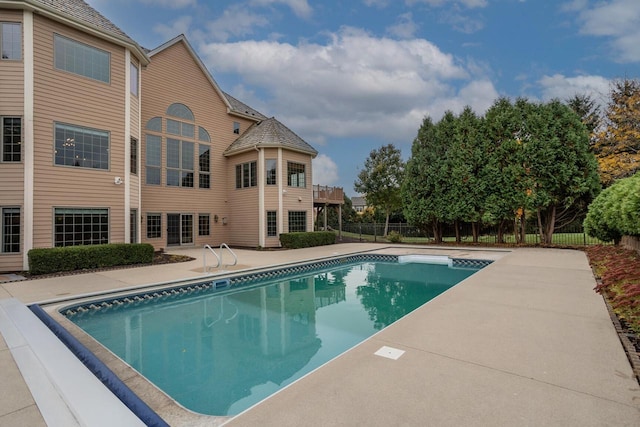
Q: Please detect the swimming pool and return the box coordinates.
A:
[61,254,489,417]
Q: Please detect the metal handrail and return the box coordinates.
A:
[220,243,238,269]
[203,244,221,273]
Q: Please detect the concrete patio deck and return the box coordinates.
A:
[1,244,639,426]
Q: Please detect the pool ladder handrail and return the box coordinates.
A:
[203,243,238,272]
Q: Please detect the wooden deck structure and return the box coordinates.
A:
[313,185,344,239]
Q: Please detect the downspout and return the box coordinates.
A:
[256,144,265,247]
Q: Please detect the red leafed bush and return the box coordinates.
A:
[586,245,640,333]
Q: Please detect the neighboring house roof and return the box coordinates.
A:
[223,91,267,121]
[7,0,149,65]
[224,117,318,158]
[352,196,367,206]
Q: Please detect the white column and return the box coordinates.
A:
[124,50,131,243]
[277,148,284,238]
[22,11,34,270]
[258,147,265,247]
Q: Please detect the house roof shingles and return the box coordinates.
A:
[223,91,267,121]
[224,117,318,157]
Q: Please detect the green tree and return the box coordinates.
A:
[566,93,601,138]
[593,79,640,186]
[354,144,405,236]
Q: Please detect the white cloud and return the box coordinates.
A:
[570,0,640,62]
[313,154,340,186]
[199,27,498,146]
[538,74,610,106]
[406,0,488,9]
[250,0,313,18]
[205,5,270,42]
[153,16,192,40]
[140,0,197,9]
[386,13,419,39]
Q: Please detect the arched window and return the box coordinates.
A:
[199,126,211,142]
[146,117,162,132]
[166,103,194,121]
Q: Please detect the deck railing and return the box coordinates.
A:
[313,185,344,204]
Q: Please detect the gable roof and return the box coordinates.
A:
[6,0,149,65]
[224,117,318,158]
[223,91,267,121]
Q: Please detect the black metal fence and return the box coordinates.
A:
[340,221,611,246]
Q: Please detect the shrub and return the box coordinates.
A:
[279,232,336,249]
[28,243,154,275]
[386,231,403,243]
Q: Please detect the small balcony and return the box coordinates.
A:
[313,185,344,206]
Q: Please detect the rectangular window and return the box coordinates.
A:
[288,211,307,233]
[54,34,110,83]
[146,213,161,238]
[130,137,138,175]
[2,207,20,253]
[235,161,257,189]
[130,62,138,96]
[54,208,108,247]
[287,162,306,188]
[199,144,210,189]
[233,122,240,134]
[181,214,193,244]
[130,209,137,244]
[1,22,21,60]
[199,214,210,236]
[166,138,194,187]
[145,134,161,185]
[266,159,277,185]
[54,123,109,170]
[2,117,21,162]
[166,119,194,139]
[266,211,277,237]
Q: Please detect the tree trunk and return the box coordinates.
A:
[384,210,390,237]
[432,219,442,244]
[520,212,526,244]
[454,220,461,243]
[472,222,480,243]
[497,220,505,244]
[537,206,556,244]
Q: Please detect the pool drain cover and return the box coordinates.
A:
[374,346,405,360]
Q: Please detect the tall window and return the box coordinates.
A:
[199,145,210,189]
[145,134,161,185]
[146,213,161,238]
[287,162,306,188]
[1,22,21,60]
[130,62,138,96]
[2,117,21,162]
[235,161,257,189]
[266,211,277,237]
[54,34,110,83]
[130,137,138,174]
[233,122,240,134]
[2,207,20,253]
[54,208,108,247]
[130,209,137,243]
[199,214,210,236]
[266,159,277,185]
[166,138,194,187]
[54,123,109,170]
[288,211,307,232]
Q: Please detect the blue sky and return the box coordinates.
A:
[87,0,639,197]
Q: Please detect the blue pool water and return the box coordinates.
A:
[64,257,484,416]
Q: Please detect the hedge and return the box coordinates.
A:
[279,231,336,249]
[28,243,155,275]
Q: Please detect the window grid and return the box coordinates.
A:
[287,162,306,188]
[146,214,161,238]
[199,144,210,189]
[266,159,277,185]
[2,207,20,253]
[130,137,138,175]
[181,214,193,244]
[130,209,138,243]
[288,211,307,233]
[54,208,108,247]
[267,211,277,237]
[54,34,110,83]
[235,161,257,189]
[2,117,21,162]
[1,22,21,60]
[145,134,161,185]
[199,214,210,236]
[166,138,194,187]
[54,123,109,170]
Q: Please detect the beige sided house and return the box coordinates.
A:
[0,0,319,273]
